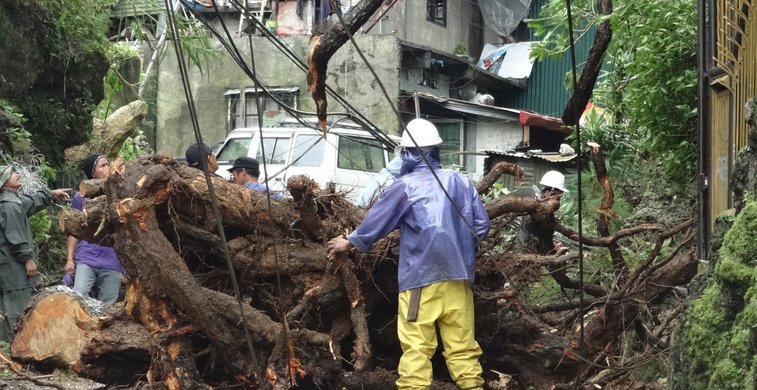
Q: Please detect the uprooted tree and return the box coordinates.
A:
[6,145,697,389]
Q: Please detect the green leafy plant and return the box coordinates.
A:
[168,13,220,75]
[119,129,153,161]
[454,42,469,56]
[93,43,140,120]
[529,0,697,191]
[481,180,512,202]
[0,100,33,151]
[37,0,115,62]
[527,0,599,60]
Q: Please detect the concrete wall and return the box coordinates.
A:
[155,34,401,157]
[469,116,522,178]
[400,0,472,54]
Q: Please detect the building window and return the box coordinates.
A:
[422,68,438,89]
[433,120,463,167]
[226,92,240,131]
[426,0,446,26]
[225,87,299,131]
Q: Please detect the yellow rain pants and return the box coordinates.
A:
[396,280,484,390]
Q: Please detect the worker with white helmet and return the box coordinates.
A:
[539,170,569,194]
[328,118,490,390]
[513,170,569,254]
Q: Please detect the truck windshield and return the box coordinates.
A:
[217,138,251,163]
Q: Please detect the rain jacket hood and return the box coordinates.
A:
[399,146,440,176]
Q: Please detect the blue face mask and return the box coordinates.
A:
[399,147,440,176]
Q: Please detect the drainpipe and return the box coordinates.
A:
[139,1,177,97]
[414,91,420,118]
[139,24,167,97]
[697,0,710,259]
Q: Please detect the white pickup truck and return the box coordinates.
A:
[215,119,400,203]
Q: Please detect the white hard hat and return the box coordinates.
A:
[539,170,569,193]
[395,119,443,154]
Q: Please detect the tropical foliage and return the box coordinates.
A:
[529,0,698,190]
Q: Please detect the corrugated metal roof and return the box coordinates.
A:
[111,0,164,17]
[500,0,597,117]
[400,40,527,90]
[416,92,520,120]
[483,149,577,163]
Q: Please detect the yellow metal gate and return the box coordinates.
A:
[710,0,756,224]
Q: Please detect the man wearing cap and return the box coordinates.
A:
[185,142,219,173]
[65,154,125,305]
[327,118,490,390]
[0,164,70,342]
[228,156,284,200]
[513,170,569,255]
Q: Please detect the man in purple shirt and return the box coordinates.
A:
[65,154,124,305]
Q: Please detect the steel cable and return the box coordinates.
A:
[564,0,586,388]
[162,0,260,374]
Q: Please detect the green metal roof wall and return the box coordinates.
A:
[501,0,597,117]
[111,0,164,17]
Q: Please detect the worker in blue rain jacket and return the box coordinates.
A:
[327,118,490,390]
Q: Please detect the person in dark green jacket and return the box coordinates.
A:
[0,164,70,342]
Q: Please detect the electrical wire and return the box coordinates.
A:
[564,0,586,388]
[162,0,260,374]
[332,6,487,246]
[177,1,405,191]
[232,0,294,382]
[178,0,398,155]
[179,0,323,126]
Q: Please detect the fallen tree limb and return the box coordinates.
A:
[553,222,663,246]
[477,161,525,196]
[587,142,625,277]
[307,0,386,133]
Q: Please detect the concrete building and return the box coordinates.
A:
[116,0,576,178]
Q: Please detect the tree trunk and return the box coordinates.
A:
[562,0,613,126]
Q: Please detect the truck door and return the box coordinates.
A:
[333,135,388,202]
[288,133,328,187]
[255,135,291,192]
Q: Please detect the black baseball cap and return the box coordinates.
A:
[228,156,260,177]
[185,143,212,167]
